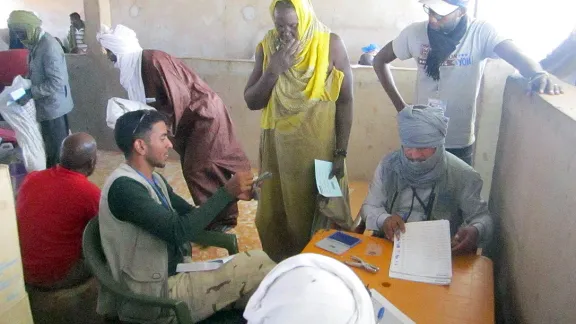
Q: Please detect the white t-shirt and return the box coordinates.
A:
[393,19,507,148]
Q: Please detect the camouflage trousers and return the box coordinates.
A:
[168,250,275,323]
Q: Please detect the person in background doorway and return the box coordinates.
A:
[68,12,87,54]
[358,43,379,66]
[373,0,563,166]
[8,10,74,168]
[17,132,99,289]
[97,25,251,232]
[244,0,354,262]
[360,105,493,255]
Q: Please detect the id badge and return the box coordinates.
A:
[427,98,447,110]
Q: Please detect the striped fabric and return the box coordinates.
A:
[74,28,87,52]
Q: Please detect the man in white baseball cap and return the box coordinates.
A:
[373,0,563,165]
[420,0,467,16]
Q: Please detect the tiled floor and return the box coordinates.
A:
[90,150,370,260]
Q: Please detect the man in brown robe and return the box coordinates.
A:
[98,25,250,231]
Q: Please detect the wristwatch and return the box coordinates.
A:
[334,148,347,157]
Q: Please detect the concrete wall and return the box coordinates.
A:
[2,0,485,62]
[66,56,412,180]
[490,77,576,323]
[66,54,124,152]
[475,60,515,198]
[1,0,84,41]
[66,54,507,187]
[108,0,432,64]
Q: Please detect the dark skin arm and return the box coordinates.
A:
[244,34,352,179]
[373,41,407,112]
[330,33,354,179]
[451,226,479,255]
[244,40,299,110]
[494,40,563,95]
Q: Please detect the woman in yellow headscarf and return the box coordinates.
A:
[245,0,354,262]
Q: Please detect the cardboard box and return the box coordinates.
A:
[0,294,33,324]
[0,165,32,323]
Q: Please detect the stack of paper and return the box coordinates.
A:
[176,255,235,273]
[389,220,452,285]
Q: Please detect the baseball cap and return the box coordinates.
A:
[419,0,469,16]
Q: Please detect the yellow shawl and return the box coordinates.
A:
[260,0,337,130]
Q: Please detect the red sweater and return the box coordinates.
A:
[16,166,100,285]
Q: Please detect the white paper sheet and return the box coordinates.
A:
[370,289,415,324]
[7,88,25,105]
[176,255,235,273]
[389,220,452,285]
[314,159,343,197]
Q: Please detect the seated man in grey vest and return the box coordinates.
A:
[98,109,276,323]
[360,105,493,254]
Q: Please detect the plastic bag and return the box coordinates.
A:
[0,76,46,172]
[106,97,156,129]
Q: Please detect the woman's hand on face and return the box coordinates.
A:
[268,39,300,76]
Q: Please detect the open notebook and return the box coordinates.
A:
[389,220,452,285]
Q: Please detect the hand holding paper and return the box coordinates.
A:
[314,159,343,198]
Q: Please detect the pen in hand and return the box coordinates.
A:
[394,212,409,239]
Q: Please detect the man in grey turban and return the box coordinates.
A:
[360,105,493,254]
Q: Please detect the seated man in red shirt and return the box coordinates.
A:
[16,132,100,289]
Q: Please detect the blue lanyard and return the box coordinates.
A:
[133,169,170,210]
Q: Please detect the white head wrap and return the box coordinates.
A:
[393,105,450,188]
[96,25,146,104]
[243,253,375,324]
[105,97,156,129]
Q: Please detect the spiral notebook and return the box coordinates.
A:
[389,220,452,285]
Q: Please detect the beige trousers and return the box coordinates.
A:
[168,250,275,323]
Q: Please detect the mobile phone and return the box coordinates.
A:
[252,172,272,201]
[254,172,272,185]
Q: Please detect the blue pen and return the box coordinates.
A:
[378,308,385,321]
[371,297,385,322]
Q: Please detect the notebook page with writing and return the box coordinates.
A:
[389,220,452,285]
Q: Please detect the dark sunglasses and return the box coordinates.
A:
[132,110,151,136]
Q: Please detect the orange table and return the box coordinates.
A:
[302,229,494,324]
